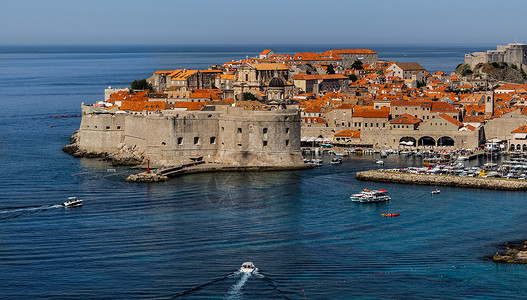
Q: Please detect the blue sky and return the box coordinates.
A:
[1,0,526,45]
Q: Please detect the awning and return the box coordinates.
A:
[300,137,309,142]
[315,138,324,143]
[514,133,527,139]
[323,138,332,143]
[488,138,502,143]
[306,137,317,142]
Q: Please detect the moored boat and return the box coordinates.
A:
[431,189,440,194]
[331,156,342,164]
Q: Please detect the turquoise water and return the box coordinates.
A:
[2,44,527,299]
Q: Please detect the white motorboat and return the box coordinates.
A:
[331,157,342,164]
[376,159,384,165]
[239,261,257,273]
[62,197,83,207]
[350,189,371,202]
[358,190,391,203]
[431,189,440,194]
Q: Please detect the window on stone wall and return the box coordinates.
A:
[237,143,242,147]
[238,128,242,133]
[210,137,216,144]
[162,142,166,145]
[263,128,268,134]
[285,139,290,146]
[263,141,268,147]
[194,137,199,145]
[177,137,183,145]
[117,126,121,129]
[106,126,110,130]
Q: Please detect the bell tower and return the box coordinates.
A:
[485,91,494,115]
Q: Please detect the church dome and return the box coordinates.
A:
[269,77,284,87]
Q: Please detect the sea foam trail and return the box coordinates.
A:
[0,204,62,220]
[225,272,250,300]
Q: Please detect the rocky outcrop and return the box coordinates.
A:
[485,241,527,264]
[124,172,169,183]
[62,131,144,166]
[356,170,527,191]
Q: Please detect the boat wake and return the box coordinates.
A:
[225,272,250,299]
[0,204,62,220]
[171,273,234,298]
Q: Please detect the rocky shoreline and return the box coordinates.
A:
[356,170,527,191]
[62,131,144,166]
[484,241,527,264]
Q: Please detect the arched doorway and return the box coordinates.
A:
[510,144,515,151]
[523,144,527,152]
[517,144,522,151]
[418,136,436,147]
[437,136,455,147]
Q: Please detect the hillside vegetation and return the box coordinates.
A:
[455,62,527,84]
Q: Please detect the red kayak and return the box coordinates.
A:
[381,213,400,217]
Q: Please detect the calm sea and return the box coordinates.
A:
[2,44,527,299]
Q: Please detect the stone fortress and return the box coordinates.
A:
[73,103,304,168]
[464,43,527,69]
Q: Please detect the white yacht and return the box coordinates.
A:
[351,189,371,202]
[62,197,83,207]
[358,190,391,203]
[239,261,257,273]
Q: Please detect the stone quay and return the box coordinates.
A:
[356,170,527,191]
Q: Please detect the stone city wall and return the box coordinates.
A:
[73,105,304,167]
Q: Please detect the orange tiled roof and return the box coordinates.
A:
[335,130,361,137]
[252,63,289,70]
[172,101,206,110]
[438,113,463,127]
[463,115,485,123]
[120,100,166,111]
[512,125,527,133]
[496,83,527,91]
[431,102,459,112]
[389,113,422,124]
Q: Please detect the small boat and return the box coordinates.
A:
[331,156,342,164]
[312,159,323,166]
[381,213,400,217]
[350,189,370,202]
[359,190,391,203]
[62,197,83,207]
[431,189,440,194]
[376,159,384,165]
[239,261,257,273]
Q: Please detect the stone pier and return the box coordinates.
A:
[356,170,527,191]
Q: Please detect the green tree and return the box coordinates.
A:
[130,79,153,91]
[242,92,257,100]
[351,60,364,70]
[326,64,336,74]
